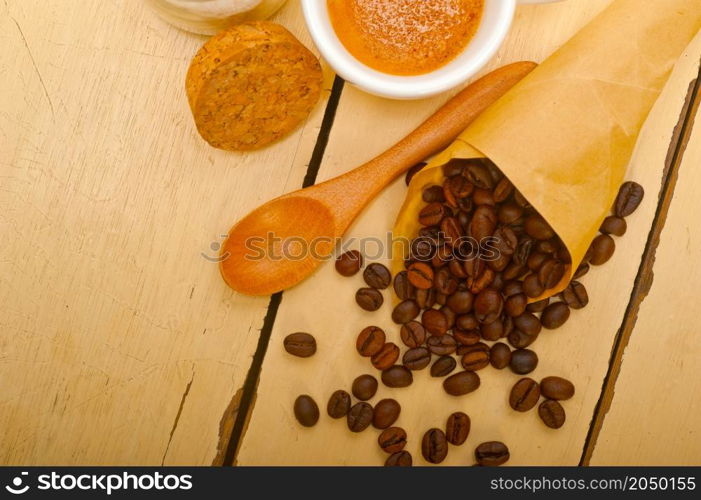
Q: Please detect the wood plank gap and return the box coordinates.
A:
[579,59,701,465]
[221,76,346,466]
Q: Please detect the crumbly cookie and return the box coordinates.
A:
[186,22,323,151]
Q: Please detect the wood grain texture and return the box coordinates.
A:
[590,64,701,466]
[236,1,701,465]
[0,0,331,465]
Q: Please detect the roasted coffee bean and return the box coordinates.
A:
[491,272,505,291]
[447,290,473,315]
[505,293,528,317]
[335,250,363,277]
[539,400,566,429]
[371,343,400,371]
[454,328,480,346]
[475,441,510,466]
[356,326,386,357]
[373,399,401,429]
[352,374,378,401]
[422,309,449,336]
[327,390,351,419]
[490,342,512,369]
[508,328,539,349]
[558,245,572,263]
[449,259,468,279]
[444,371,481,396]
[464,160,494,189]
[461,343,490,371]
[347,402,373,432]
[422,428,449,464]
[464,257,485,278]
[503,315,515,337]
[523,273,545,298]
[431,356,457,377]
[412,236,436,260]
[513,312,542,337]
[415,288,436,310]
[456,314,480,331]
[493,226,518,255]
[356,288,384,311]
[503,280,524,297]
[385,451,412,467]
[427,334,457,355]
[441,217,463,246]
[541,302,571,329]
[446,175,474,199]
[434,267,459,295]
[423,185,446,203]
[441,306,457,330]
[527,251,549,271]
[419,202,448,226]
[393,271,415,300]
[474,289,503,324]
[400,321,427,348]
[524,215,555,240]
[540,376,575,400]
[487,252,511,272]
[561,281,589,309]
[403,347,431,371]
[294,395,319,427]
[573,261,590,279]
[503,262,527,280]
[615,181,644,217]
[494,177,514,202]
[446,412,471,446]
[382,365,413,388]
[600,215,627,236]
[405,162,427,185]
[283,332,316,358]
[443,158,466,177]
[364,263,392,289]
[526,297,550,313]
[473,188,495,206]
[589,234,615,265]
[509,378,541,412]
[471,205,498,241]
[392,300,420,324]
[513,237,534,266]
[510,349,539,375]
[499,202,524,225]
[379,427,407,454]
[513,189,530,208]
[537,238,560,254]
[481,318,504,341]
[538,259,565,289]
[467,267,495,295]
[407,262,434,290]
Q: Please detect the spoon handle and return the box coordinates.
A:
[317,61,537,230]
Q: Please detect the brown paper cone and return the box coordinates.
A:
[393,0,701,300]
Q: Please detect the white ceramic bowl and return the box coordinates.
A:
[302,0,563,99]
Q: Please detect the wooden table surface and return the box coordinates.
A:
[1,0,699,466]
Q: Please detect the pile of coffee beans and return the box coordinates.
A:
[287,158,644,466]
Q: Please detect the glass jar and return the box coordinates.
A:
[146,0,288,35]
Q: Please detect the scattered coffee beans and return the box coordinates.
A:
[460,343,490,371]
[382,365,413,388]
[600,215,627,236]
[378,427,407,454]
[431,356,457,377]
[356,287,384,311]
[540,376,575,400]
[356,326,385,357]
[541,302,570,329]
[352,374,378,401]
[403,347,432,371]
[392,300,420,324]
[294,395,319,427]
[327,390,351,419]
[490,342,511,369]
[385,451,412,467]
[400,321,427,348]
[422,428,449,464]
[347,402,373,432]
[509,378,541,412]
[371,343,400,371]
[427,334,457,355]
[589,234,615,265]
[336,250,363,276]
[561,281,588,309]
[446,412,470,445]
[373,399,401,429]
[475,441,510,466]
[364,263,392,289]
[538,400,566,429]
[443,371,480,396]
[510,349,538,375]
[615,181,644,217]
[283,332,316,358]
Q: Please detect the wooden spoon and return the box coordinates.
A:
[221,61,536,295]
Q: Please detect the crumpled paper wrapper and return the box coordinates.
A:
[393,0,701,300]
